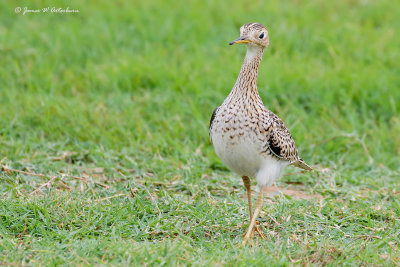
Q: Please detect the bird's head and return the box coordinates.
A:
[229,23,269,48]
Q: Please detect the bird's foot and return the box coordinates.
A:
[242,222,266,245]
[255,224,266,240]
[242,233,252,246]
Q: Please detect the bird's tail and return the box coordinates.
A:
[291,158,312,171]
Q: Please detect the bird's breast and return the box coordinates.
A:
[210,112,266,177]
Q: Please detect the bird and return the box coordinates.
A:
[209,23,312,244]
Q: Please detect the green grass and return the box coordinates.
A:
[1,0,400,265]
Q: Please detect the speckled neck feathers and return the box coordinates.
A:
[227,46,264,103]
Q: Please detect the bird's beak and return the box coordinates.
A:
[229,36,250,45]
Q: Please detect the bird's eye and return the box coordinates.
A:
[259,32,265,39]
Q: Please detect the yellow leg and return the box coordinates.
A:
[243,186,266,245]
[242,177,266,240]
[242,176,253,219]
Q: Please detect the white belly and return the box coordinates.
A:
[213,134,262,177]
[211,132,289,186]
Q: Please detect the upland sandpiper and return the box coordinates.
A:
[209,23,312,244]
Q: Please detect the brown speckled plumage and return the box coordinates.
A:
[209,23,311,186]
[209,23,312,243]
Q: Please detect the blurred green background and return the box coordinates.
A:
[0,0,399,265]
[1,0,399,168]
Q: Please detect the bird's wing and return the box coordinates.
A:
[266,112,312,170]
[266,112,299,162]
[209,106,219,142]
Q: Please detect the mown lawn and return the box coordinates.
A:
[1,0,400,265]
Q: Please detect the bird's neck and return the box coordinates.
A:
[230,46,264,100]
